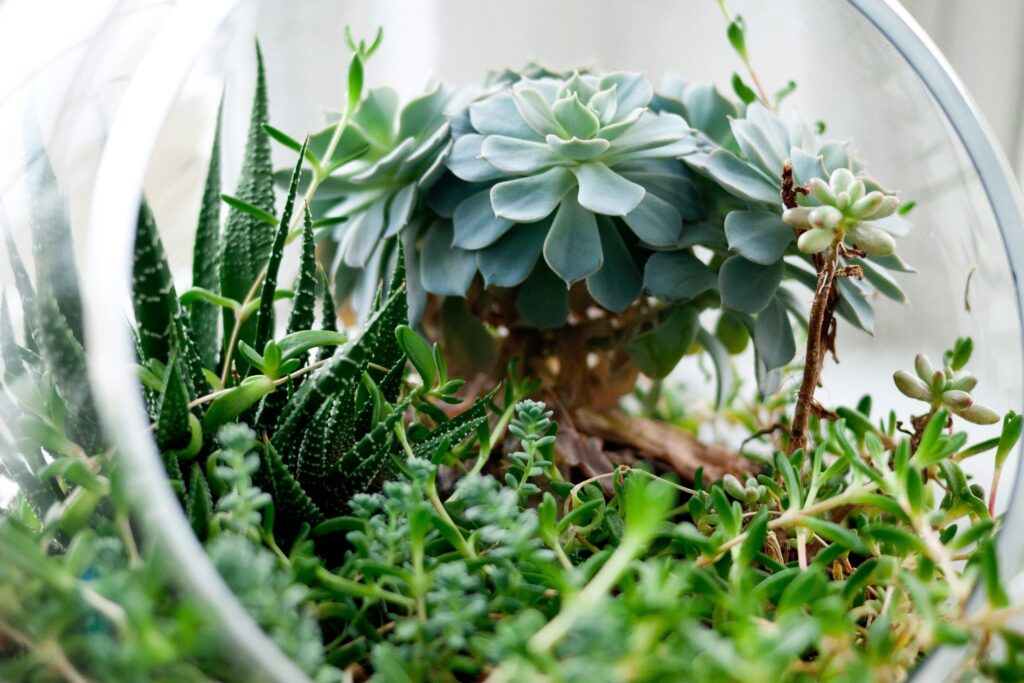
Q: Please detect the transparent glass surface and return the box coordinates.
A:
[2,0,1022,680]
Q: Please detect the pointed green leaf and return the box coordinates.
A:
[191,97,224,369]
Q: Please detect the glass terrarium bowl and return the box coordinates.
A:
[7,0,1022,679]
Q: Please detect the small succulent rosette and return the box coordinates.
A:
[439,71,703,326]
[651,88,912,381]
[894,353,999,425]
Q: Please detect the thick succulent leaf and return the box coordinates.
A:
[753,296,796,371]
[622,169,703,220]
[352,87,400,147]
[573,163,645,217]
[186,463,214,540]
[602,113,689,156]
[287,206,318,335]
[398,85,447,140]
[490,167,575,222]
[587,219,642,313]
[552,94,601,138]
[719,255,784,313]
[510,87,565,137]
[26,136,83,345]
[516,262,569,329]
[690,149,779,204]
[696,327,734,408]
[857,257,906,303]
[622,191,683,247]
[133,203,178,364]
[599,72,654,115]
[0,296,24,377]
[420,222,477,297]
[339,198,387,268]
[480,135,563,174]
[469,92,542,140]
[155,354,193,452]
[836,278,875,334]
[220,44,276,366]
[789,147,828,185]
[260,440,323,534]
[34,278,101,453]
[190,98,223,370]
[680,82,736,144]
[677,222,728,249]
[3,226,38,348]
[545,136,610,161]
[452,189,514,250]
[411,389,494,459]
[626,305,699,379]
[447,134,505,183]
[321,395,414,515]
[543,191,603,284]
[724,210,794,265]
[384,182,418,238]
[643,251,716,302]
[254,141,306,356]
[731,118,786,177]
[273,273,408,452]
[133,203,209,399]
[477,220,548,288]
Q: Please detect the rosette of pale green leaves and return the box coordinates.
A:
[894,353,999,425]
[311,85,453,309]
[437,71,700,324]
[782,168,900,256]
[645,88,912,384]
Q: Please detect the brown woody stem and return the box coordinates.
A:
[790,242,839,453]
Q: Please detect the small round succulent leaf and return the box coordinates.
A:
[829,168,856,195]
[796,227,833,254]
[807,177,836,205]
[941,390,974,410]
[845,223,895,256]
[914,354,935,383]
[809,206,842,230]
[782,207,811,229]
[952,403,1000,425]
[849,191,885,220]
[894,370,933,402]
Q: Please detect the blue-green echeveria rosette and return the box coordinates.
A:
[310,85,453,312]
[441,71,703,325]
[654,92,912,373]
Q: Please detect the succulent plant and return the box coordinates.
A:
[894,352,999,425]
[439,71,699,317]
[309,85,453,311]
[782,167,900,256]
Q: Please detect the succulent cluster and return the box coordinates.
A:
[783,167,900,256]
[894,350,999,425]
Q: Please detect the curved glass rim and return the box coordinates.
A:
[81,1,1024,681]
